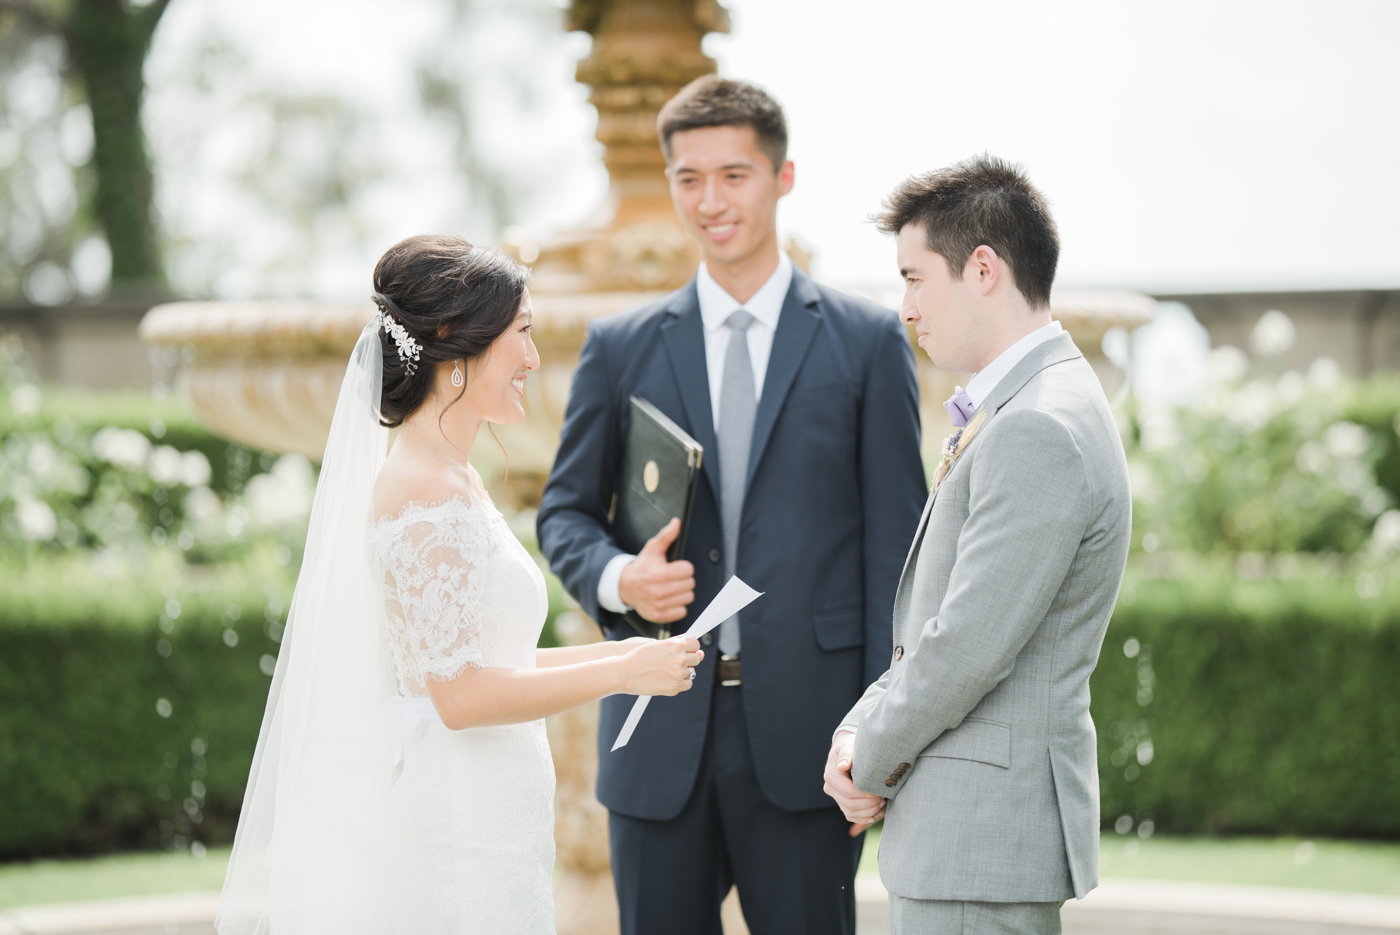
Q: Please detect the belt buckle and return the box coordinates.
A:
[719,653,741,687]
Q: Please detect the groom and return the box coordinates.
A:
[538,77,925,934]
[823,157,1132,934]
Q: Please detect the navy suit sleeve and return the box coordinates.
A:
[536,322,626,631]
[859,315,926,686]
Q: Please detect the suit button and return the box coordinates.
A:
[897,762,910,773]
[701,633,713,646]
[708,547,721,564]
[885,775,899,787]
[894,645,904,660]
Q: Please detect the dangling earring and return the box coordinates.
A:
[451,360,464,388]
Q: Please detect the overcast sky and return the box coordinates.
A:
[149,0,1400,298]
[712,0,1400,293]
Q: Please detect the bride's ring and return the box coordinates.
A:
[688,670,696,681]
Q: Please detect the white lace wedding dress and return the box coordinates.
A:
[372,492,556,934]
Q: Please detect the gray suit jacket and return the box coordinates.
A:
[846,332,1131,902]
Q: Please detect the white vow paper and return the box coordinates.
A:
[610,576,763,752]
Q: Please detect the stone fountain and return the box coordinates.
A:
[140,2,1154,932]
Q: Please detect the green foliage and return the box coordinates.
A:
[1,348,312,565]
[0,845,232,909]
[1107,355,1400,838]
[0,552,294,859]
[1128,363,1397,555]
[0,24,100,302]
[0,543,572,860]
[1342,374,1400,506]
[1093,570,1400,838]
[1096,834,1400,895]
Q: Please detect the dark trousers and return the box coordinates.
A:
[609,684,864,935]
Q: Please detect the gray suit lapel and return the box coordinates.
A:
[889,332,1085,625]
[979,331,1082,417]
[889,489,936,626]
[897,491,936,589]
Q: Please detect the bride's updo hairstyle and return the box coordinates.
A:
[372,234,530,428]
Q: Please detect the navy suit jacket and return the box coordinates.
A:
[537,268,926,820]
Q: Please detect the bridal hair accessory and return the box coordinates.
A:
[375,298,421,376]
[451,360,464,388]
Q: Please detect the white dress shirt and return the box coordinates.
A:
[597,253,795,615]
[962,320,1063,409]
[834,318,1065,740]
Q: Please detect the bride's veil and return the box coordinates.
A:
[217,319,398,934]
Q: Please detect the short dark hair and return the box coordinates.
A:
[875,155,1059,309]
[657,75,787,172]
[372,235,530,428]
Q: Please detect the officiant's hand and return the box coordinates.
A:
[616,636,703,696]
[824,730,886,832]
[619,518,696,623]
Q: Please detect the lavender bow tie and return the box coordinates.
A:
[944,386,976,427]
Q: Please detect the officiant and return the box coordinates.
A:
[537,77,925,935]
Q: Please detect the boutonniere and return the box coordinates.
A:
[931,407,988,493]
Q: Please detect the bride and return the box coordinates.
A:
[217,235,703,934]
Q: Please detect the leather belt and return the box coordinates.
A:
[715,656,742,686]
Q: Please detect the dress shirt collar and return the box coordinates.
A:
[697,252,793,334]
[964,320,1064,409]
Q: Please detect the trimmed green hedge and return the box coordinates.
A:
[4,557,1397,858]
[1096,573,1400,838]
[0,547,569,860]
[0,554,291,859]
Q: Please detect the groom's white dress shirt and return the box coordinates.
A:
[961,320,1063,410]
[835,318,1063,738]
[597,253,794,615]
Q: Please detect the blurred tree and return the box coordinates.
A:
[4,0,599,301]
[147,0,586,299]
[0,21,94,302]
[416,0,592,238]
[146,27,385,298]
[0,0,169,293]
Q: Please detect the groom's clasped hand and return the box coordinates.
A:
[823,729,884,833]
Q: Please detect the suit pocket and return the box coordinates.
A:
[917,717,1011,769]
[812,608,864,651]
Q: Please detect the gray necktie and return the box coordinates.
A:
[718,310,756,657]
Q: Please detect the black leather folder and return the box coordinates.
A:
[612,395,703,639]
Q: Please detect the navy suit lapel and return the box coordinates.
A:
[659,282,721,499]
[746,270,822,487]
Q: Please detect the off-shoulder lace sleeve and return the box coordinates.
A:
[377,504,491,686]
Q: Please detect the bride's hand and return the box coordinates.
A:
[616,636,702,696]
[614,636,654,654]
